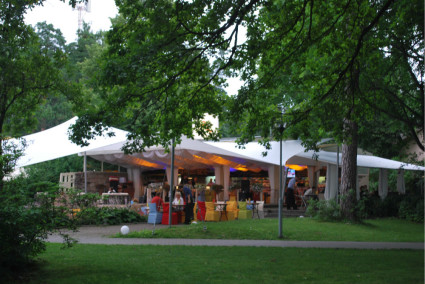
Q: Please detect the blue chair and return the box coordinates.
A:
[148,202,163,224]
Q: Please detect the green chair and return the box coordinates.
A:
[238,201,252,219]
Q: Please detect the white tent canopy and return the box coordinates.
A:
[82,136,274,172]
[79,136,425,172]
[287,150,425,171]
[10,117,424,173]
[10,117,128,168]
[9,117,424,202]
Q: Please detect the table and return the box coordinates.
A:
[172,204,185,211]
[252,202,261,219]
[102,193,129,205]
[214,202,228,221]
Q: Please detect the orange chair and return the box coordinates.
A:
[205,202,219,222]
[226,201,239,220]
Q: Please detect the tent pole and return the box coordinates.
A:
[278,138,283,238]
[84,151,87,193]
[336,145,339,203]
[169,137,175,228]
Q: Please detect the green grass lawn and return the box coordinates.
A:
[29,243,423,284]
[16,218,423,283]
[118,218,424,242]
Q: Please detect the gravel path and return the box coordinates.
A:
[47,223,424,250]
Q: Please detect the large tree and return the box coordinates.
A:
[69,4,226,152]
[0,0,83,182]
[70,0,423,220]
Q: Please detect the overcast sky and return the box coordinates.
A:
[24,0,242,95]
[25,0,118,44]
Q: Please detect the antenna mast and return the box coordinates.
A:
[76,0,92,31]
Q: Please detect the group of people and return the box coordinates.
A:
[285,176,321,210]
[150,184,195,224]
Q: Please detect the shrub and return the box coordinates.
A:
[399,198,424,223]
[306,199,343,222]
[75,207,145,225]
[65,188,101,209]
[356,192,423,223]
[0,179,77,278]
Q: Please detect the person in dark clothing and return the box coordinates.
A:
[183,185,194,224]
[285,187,298,210]
[285,177,298,210]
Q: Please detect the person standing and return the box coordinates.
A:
[285,176,298,210]
[183,185,194,224]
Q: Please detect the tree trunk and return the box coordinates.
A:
[340,119,358,220]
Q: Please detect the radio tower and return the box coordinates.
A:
[76,0,91,30]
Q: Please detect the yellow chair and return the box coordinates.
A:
[193,202,197,221]
[204,190,213,202]
[229,195,237,201]
[205,202,220,222]
[238,201,252,219]
[226,201,239,220]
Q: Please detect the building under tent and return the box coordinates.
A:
[10,117,425,204]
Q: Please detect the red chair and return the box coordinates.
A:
[197,201,206,221]
[161,203,178,225]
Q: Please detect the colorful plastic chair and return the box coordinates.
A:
[205,202,219,222]
[197,201,206,221]
[161,203,178,225]
[226,201,239,220]
[257,201,265,219]
[238,201,252,219]
[148,202,163,224]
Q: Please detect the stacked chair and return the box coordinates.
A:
[148,202,163,224]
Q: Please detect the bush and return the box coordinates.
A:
[356,192,423,223]
[0,179,77,279]
[65,189,101,209]
[75,207,146,225]
[306,199,343,222]
[399,198,424,223]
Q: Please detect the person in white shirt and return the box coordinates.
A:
[172,191,184,212]
[172,191,184,205]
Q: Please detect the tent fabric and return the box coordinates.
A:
[11,117,128,168]
[287,150,425,171]
[397,169,406,194]
[325,163,338,200]
[11,117,424,174]
[379,169,389,199]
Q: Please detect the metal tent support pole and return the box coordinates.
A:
[336,145,340,203]
[278,138,283,238]
[169,138,175,228]
[84,151,87,193]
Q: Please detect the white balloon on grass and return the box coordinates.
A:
[120,225,130,235]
